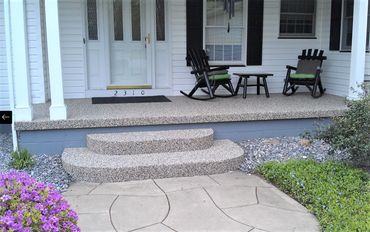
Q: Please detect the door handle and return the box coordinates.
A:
[145,33,151,45]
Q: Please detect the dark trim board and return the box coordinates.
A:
[18,118,330,155]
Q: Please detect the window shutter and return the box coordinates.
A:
[186,0,203,65]
[247,0,264,65]
[329,0,342,51]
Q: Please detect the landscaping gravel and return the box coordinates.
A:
[0,133,72,191]
[238,136,350,173]
[1,132,350,191]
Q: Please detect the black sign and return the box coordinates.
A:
[0,111,12,124]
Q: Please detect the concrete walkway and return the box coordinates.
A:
[63,171,319,232]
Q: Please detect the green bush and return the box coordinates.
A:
[315,85,370,166]
[10,149,34,170]
[257,160,370,231]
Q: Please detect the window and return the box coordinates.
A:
[113,0,123,41]
[131,0,141,41]
[156,0,165,41]
[87,0,98,40]
[341,0,370,51]
[279,0,316,37]
[204,0,246,65]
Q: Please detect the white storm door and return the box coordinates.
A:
[109,0,153,87]
[86,0,109,90]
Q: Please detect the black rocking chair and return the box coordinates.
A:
[180,49,235,100]
[282,49,327,98]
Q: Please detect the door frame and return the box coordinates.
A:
[83,0,172,97]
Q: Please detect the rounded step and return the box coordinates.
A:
[62,140,244,182]
[86,129,214,155]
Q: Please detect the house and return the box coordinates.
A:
[0,0,368,154]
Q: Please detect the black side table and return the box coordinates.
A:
[233,73,273,98]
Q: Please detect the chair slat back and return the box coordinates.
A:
[296,49,326,74]
[187,49,206,81]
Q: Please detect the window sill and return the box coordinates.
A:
[278,36,317,39]
[340,50,370,53]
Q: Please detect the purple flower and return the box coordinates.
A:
[0,171,80,231]
[0,194,11,202]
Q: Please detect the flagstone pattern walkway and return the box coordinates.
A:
[63,171,319,232]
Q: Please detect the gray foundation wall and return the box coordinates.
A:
[18,118,330,155]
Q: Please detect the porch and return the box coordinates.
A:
[15,93,347,155]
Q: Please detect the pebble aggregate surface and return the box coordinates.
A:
[0,133,349,191]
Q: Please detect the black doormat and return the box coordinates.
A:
[92,95,171,104]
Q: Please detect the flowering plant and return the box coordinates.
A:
[0,171,80,231]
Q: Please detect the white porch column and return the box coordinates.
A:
[5,0,33,121]
[45,0,67,120]
[348,0,368,99]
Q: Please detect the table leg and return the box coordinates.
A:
[243,77,247,99]
[262,77,270,98]
[257,76,260,95]
[235,76,243,96]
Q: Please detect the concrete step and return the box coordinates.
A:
[86,129,214,155]
[62,140,244,182]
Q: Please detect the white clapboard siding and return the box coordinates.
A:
[172,0,327,95]
[58,0,86,98]
[26,0,46,103]
[0,0,10,110]
[39,0,50,101]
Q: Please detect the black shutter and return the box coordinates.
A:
[329,0,342,51]
[247,0,264,65]
[186,0,203,65]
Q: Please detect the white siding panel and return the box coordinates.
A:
[0,0,10,110]
[40,0,50,100]
[26,0,46,103]
[58,0,86,98]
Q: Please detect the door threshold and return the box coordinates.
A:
[107,85,152,90]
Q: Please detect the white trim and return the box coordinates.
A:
[4,0,18,150]
[81,0,88,97]
[348,0,368,99]
[7,0,33,122]
[45,0,67,120]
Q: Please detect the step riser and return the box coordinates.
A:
[87,134,214,155]
[62,157,243,182]
[87,129,214,155]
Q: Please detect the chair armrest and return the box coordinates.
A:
[209,66,230,72]
[286,65,297,70]
[190,68,206,75]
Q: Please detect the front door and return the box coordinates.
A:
[109,0,153,88]
[85,0,170,94]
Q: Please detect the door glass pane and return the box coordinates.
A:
[113,0,123,40]
[131,0,141,41]
[87,0,98,40]
[156,0,165,41]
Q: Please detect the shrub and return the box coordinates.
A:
[315,84,370,166]
[0,171,80,231]
[257,160,370,231]
[10,149,34,170]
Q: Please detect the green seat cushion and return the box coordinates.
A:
[208,73,231,81]
[290,73,316,79]
[209,69,228,75]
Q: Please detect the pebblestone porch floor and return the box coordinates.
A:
[16,93,347,131]
[63,171,320,232]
